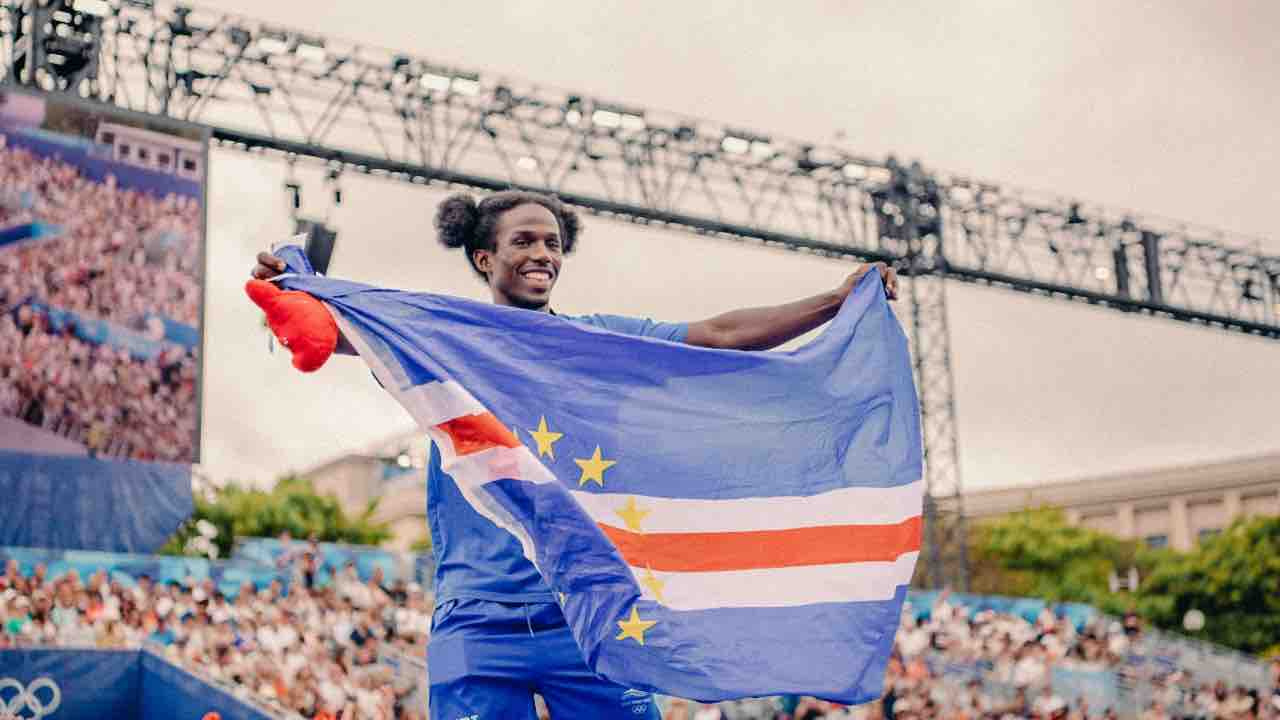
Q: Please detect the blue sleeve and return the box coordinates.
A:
[568,313,689,343]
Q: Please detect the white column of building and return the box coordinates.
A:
[1224,490,1243,522]
[1169,497,1191,551]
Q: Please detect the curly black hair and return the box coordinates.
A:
[434,190,580,280]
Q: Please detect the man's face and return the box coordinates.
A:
[474,203,563,310]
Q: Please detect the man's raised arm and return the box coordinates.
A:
[684,262,898,351]
[251,251,358,355]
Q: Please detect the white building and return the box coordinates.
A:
[955,452,1280,551]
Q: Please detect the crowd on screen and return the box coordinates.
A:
[0,140,200,462]
[2,542,1276,720]
[0,547,430,720]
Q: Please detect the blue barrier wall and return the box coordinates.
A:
[0,648,137,719]
[0,649,270,720]
[139,651,271,720]
[0,548,286,599]
[0,451,192,554]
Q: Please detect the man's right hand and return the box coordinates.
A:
[251,252,287,279]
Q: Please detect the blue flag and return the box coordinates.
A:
[275,246,922,704]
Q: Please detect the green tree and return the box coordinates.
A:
[962,507,1280,655]
[162,476,392,558]
[1137,515,1280,654]
[968,507,1147,606]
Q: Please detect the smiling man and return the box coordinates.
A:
[252,189,897,720]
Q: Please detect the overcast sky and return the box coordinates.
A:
[197,0,1280,490]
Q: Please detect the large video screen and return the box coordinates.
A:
[0,87,206,464]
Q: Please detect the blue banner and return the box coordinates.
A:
[0,222,62,250]
[236,537,422,586]
[0,451,191,554]
[17,300,181,362]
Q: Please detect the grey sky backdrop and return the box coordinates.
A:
[197,0,1280,489]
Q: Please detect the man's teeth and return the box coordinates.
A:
[523,270,552,280]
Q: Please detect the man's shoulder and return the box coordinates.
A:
[560,312,688,343]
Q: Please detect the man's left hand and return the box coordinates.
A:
[838,262,899,301]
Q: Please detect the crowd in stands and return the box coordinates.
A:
[667,593,1279,720]
[0,140,200,462]
[1,542,1276,720]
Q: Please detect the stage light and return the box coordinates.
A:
[721,129,770,158]
[72,0,110,17]
[420,73,451,92]
[1094,266,1111,281]
[842,164,867,180]
[866,167,893,184]
[720,136,750,155]
[296,36,326,63]
[592,109,621,129]
[256,29,290,55]
[396,453,411,469]
[451,74,481,96]
[516,156,538,171]
[592,102,645,131]
[565,109,582,126]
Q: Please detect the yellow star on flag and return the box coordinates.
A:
[526,416,564,459]
[639,565,666,604]
[615,606,657,645]
[615,497,650,532]
[574,446,616,487]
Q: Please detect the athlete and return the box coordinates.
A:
[251,190,898,719]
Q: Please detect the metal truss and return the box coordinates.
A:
[4,0,1279,589]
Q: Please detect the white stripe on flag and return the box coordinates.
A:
[631,551,918,610]
[431,436,560,490]
[401,381,486,426]
[570,481,922,533]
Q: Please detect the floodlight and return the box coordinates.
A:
[296,36,326,63]
[720,136,750,155]
[72,0,111,17]
[451,75,481,96]
[256,30,290,55]
[420,73,451,92]
[592,109,621,129]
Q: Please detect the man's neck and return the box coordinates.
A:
[491,292,552,313]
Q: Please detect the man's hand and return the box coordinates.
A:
[250,252,287,280]
[838,261,899,301]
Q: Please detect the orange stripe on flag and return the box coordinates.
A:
[435,413,520,456]
[599,516,922,572]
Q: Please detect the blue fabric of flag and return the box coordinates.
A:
[274,246,922,704]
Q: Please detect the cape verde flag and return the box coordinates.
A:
[274,246,922,704]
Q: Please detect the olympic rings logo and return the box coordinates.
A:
[0,677,62,719]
